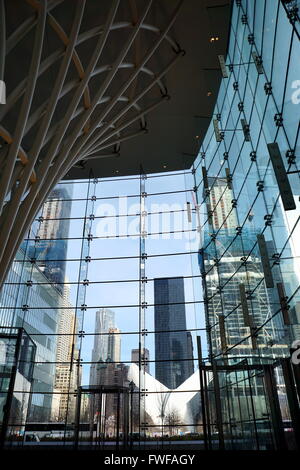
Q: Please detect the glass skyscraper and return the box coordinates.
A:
[194,0,300,364]
[154,277,194,389]
[0,184,73,422]
[202,177,288,359]
[0,250,61,421]
[24,184,73,294]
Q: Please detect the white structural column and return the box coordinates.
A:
[0,0,5,81]
[0,2,47,214]
[0,0,185,287]
[0,1,86,267]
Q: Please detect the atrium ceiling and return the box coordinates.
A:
[0,0,231,287]
[2,0,231,180]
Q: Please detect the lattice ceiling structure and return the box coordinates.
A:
[0,0,230,287]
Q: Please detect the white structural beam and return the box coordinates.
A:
[0,2,86,267]
[0,0,5,80]
[0,0,185,287]
[0,2,47,215]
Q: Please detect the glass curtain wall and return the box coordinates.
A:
[0,171,206,448]
[0,0,299,451]
[194,0,300,362]
[193,0,300,450]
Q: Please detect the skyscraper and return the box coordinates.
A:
[131,348,150,374]
[154,277,194,389]
[0,250,62,421]
[26,183,73,294]
[206,176,237,230]
[202,176,288,358]
[92,362,129,432]
[0,0,299,452]
[107,327,121,362]
[90,320,123,431]
[0,183,73,422]
[51,284,80,423]
[89,309,120,386]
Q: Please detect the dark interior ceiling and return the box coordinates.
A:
[3,0,232,180]
[69,0,232,178]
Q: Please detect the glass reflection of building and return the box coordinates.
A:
[201,177,288,359]
[88,309,125,432]
[193,0,300,447]
[0,184,73,422]
[0,328,36,442]
[154,277,194,389]
[194,0,300,364]
[26,184,73,294]
[0,252,61,421]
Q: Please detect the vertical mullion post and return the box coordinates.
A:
[263,364,287,450]
[74,386,82,450]
[197,336,208,450]
[280,358,300,449]
[212,361,225,450]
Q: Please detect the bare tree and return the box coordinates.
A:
[156,389,171,438]
[165,408,182,436]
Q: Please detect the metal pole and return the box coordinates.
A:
[196,336,208,450]
[123,390,129,450]
[263,364,287,450]
[0,329,22,449]
[74,387,82,450]
[203,366,212,449]
[98,390,103,449]
[245,359,260,450]
[212,360,225,450]
[280,358,300,449]
[116,391,120,451]
[130,385,134,450]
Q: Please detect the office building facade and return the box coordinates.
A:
[0,183,73,422]
[89,309,119,386]
[131,348,150,374]
[51,287,80,423]
[0,250,61,422]
[194,0,300,364]
[25,184,73,294]
[107,327,121,363]
[202,177,288,358]
[154,277,194,389]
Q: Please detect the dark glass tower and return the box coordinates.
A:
[154,277,194,389]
